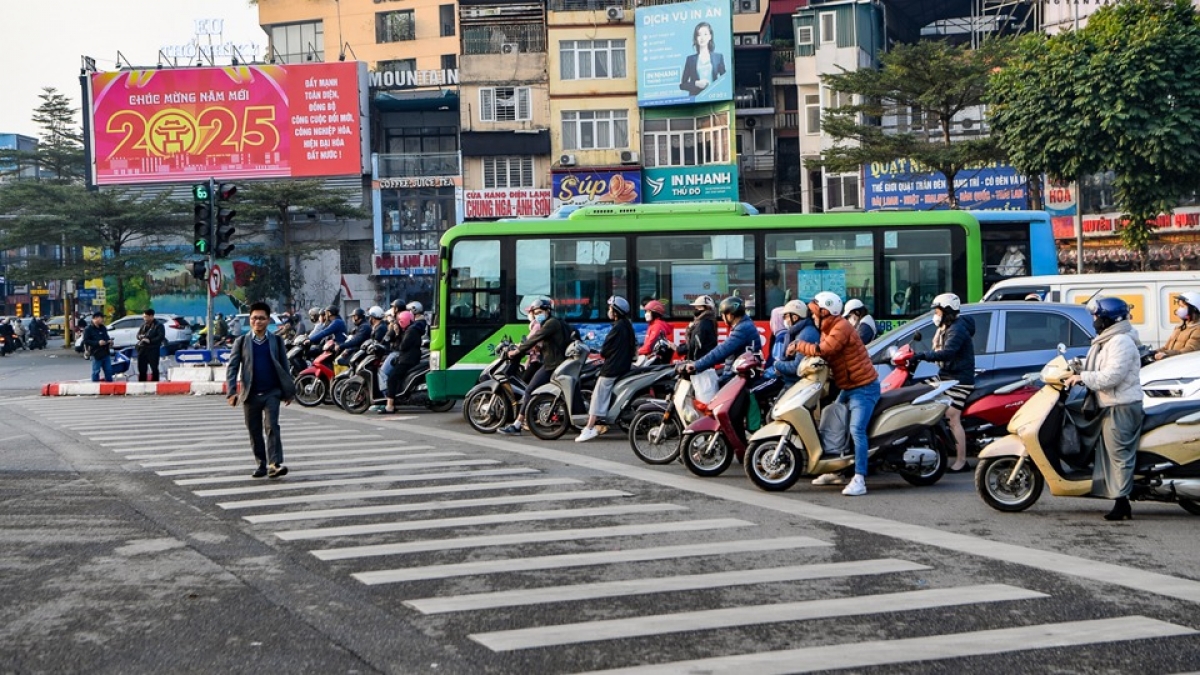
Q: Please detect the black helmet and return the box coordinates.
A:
[326,305,340,316]
[718,296,745,318]
[351,308,366,320]
[390,299,404,310]
[526,298,553,313]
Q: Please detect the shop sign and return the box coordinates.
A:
[378,176,456,189]
[642,165,738,203]
[864,159,1027,210]
[374,250,438,276]
[552,170,642,209]
[1064,209,1200,239]
[464,188,553,219]
[369,68,458,91]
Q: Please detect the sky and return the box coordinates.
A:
[0,0,266,139]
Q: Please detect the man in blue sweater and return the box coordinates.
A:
[227,302,297,479]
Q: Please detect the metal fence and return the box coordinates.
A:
[462,24,547,55]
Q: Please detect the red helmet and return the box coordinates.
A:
[733,351,763,376]
[643,300,667,317]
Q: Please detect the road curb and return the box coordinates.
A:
[41,381,228,396]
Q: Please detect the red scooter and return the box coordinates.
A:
[680,351,764,478]
[294,338,339,407]
[881,343,1038,455]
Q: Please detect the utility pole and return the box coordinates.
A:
[205,177,215,355]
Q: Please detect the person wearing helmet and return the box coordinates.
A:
[769,299,820,387]
[406,301,424,315]
[309,305,347,346]
[577,296,637,443]
[522,298,550,381]
[366,306,388,341]
[688,295,763,446]
[843,298,877,345]
[1063,296,1143,521]
[795,291,879,496]
[679,295,718,361]
[374,308,427,414]
[336,308,373,365]
[212,313,229,344]
[307,307,327,342]
[499,298,571,435]
[638,300,671,360]
[1154,292,1200,360]
[912,293,976,473]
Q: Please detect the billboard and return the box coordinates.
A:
[88,62,368,185]
[642,165,738,203]
[464,188,553,220]
[864,159,1029,211]
[636,0,733,108]
[552,170,642,209]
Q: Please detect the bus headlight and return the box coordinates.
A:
[430,351,441,371]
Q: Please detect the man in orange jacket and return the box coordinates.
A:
[793,291,880,496]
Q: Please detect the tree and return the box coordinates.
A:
[988,0,1200,268]
[817,39,1014,209]
[231,180,368,310]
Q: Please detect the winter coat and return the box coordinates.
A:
[770,318,820,383]
[639,318,671,356]
[600,319,636,378]
[135,320,165,354]
[83,323,112,360]
[695,315,761,373]
[1081,320,1142,407]
[921,315,976,386]
[1161,321,1200,357]
[396,318,426,366]
[517,315,570,371]
[340,320,374,354]
[681,310,718,361]
[795,315,876,391]
[309,317,347,345]
[226,332,296,405]
[850,315,877,345]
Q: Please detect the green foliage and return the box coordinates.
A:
[988,0,1200,265]
[817,38,1014,208]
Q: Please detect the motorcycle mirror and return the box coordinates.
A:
[1057,343,1066,354]
[887,345,898,359]
[911,331,922,343]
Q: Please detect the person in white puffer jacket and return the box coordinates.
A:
[1064,296,1143,521]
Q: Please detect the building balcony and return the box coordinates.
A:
[734,86,773,115]
[548,0,634,11]
[771,46,795,75]
[463,24,547,55]
[374,153,460,179]
[740,153,776,174]
[775,111,799,130]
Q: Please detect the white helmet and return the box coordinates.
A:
[406,301,424,314]
[843,298,866,314]
[812,291,843,317]
[1178,292,1200,313]
[690,295,715,309]
[931,293,961,312]
[367,305,385,319]
[782,299,809,319]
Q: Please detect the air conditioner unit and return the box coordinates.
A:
[740,0,754,11]
[501,43,519,55]
[619,150,639,164]
[560,154,578,167]
[606,6,625,21]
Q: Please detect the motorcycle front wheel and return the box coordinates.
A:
[681,431,733,478]
[341,377,372,415]
[528,393,570,440]
[294,374,326,407]
[975,456,1044,512]
[464,388,510,433]
[628,411,681,465]
[745,438,805,492]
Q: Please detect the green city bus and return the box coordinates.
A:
[427,202,985,401]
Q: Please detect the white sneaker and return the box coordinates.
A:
[575,427,599,443]
[811,473,846,486]
[842,474,867,496]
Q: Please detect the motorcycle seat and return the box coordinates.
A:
[1141,400,1200,433]
[868,383,934,425]
[963,381,1010,406]
[624,365,669,379]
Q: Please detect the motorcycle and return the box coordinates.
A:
[463,338,527,433]
[341,347,456,414]
[285,334,310,377]
[678,351,766,478]
[976,347,1200,515]
[332,342,376,409]
[743,356,959,491]
[526,341,674,440]
[294,339,339,407]
[628,371,701,465]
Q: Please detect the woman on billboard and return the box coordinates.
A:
[679,22,726,97]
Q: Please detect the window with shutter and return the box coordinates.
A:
[480,88,495,122]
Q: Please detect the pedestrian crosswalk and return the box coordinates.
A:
[17,396,1200,673]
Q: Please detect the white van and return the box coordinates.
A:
[983,271,1200,348]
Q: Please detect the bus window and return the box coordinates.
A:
[765,231,875,315]
[883,229,955,318]
[981,222,1032,287]
[448,239,502,321]
[637,234,754,319]
[516,237,627,322]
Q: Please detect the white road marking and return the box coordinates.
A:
[139,445,431,467]
[84,424,324,440]
[154,451,463,476]
[178,459,502,486]
[354,536,831,585]
[471,583,1047,651]
[123,440,403,460]
[313,518,754,561]
[218,478,584,510]
[571,616,1198,675]
[407,558,930,615]
[102,430,343,448]
[277,503,686,541]
[193,467,540,497]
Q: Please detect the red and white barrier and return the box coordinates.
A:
[41,381,229,396]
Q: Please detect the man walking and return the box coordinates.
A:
[226,302,296,479]
[135,309,166,382]
[83,312,114,382]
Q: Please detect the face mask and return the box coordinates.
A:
[932,314,943,327]
[535,313,547,324]
[645,312,653,322]
[694,309,705,317]
[1177,307,1191,321]
[1093,318,1108,333]
[784,318,794,329]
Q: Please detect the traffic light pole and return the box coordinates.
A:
[205,177,215,356]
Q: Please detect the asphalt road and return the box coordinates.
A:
[2,349,1199,674]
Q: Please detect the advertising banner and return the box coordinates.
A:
[642,165,738,203]
[89,62,366,185]
[464,188,553,220]
[864,159,1028,211]
[552,170,642,209]
[636,0,733,108]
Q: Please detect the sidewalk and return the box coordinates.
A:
[41,380,228,396]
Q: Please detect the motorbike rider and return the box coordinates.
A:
[29,316,49,348]
[336,308,372,366]
[12,317,27,350]
[366,305,388,342]
[912,293,976,474]
[576,296,637,443]
[499,298,571,436]
[375,302,427,414]
[769,300,820,387]
[843,298,877,345]
[638,300,672,361]
[308,305,347,348]
[1063,297,1144,521]
[679,295,718,362]
[797,292,880,496]
[1153,292,1200,360]
[212,313,229,346]
[522,298,546,382]
[686,296,762,445]
[307,307,323,335]
[0,318,14,355]
[274,314,300,341]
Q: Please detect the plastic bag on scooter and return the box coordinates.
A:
[692,369,719,404]
[818,401,850,458]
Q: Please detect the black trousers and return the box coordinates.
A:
[244,389,284,468]
[387,359,418,400]
[520,367,554,419]
[137,350,160,382]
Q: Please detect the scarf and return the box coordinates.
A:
[1084,319,1139,372]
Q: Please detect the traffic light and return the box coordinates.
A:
[192,182,213,255]
[215,183,237,259]
[189,261,207,281]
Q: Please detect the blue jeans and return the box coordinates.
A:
[838,380,881,477]
[91,355,114,382]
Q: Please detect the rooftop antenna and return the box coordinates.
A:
[336,0,347,61]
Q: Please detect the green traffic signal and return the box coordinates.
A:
[192,183,210,202]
